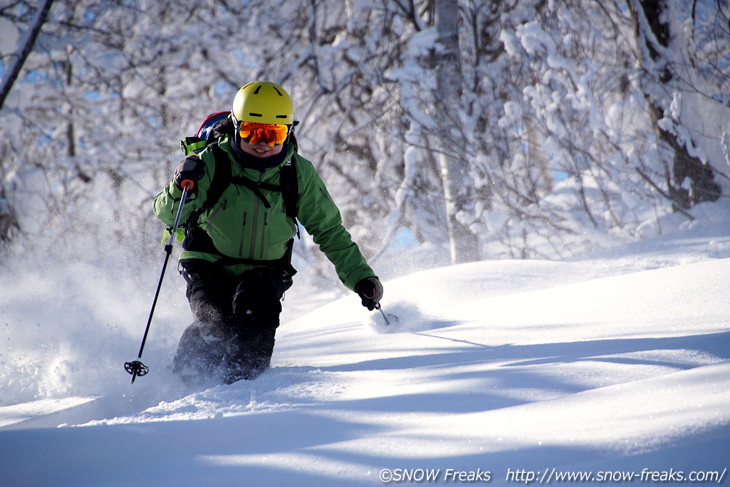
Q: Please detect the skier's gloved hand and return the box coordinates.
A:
[356,277,383,311]
[174,156,204,191]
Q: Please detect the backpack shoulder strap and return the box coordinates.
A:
[280,156,298,220]
[202,144,231,213]
[185,144,230,229]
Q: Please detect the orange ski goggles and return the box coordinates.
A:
[238,122,289,146]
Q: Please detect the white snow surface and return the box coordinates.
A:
[1,219,730,486]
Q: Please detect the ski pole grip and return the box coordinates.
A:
[180,179,195,191]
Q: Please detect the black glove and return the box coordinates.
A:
[356,277,383,311]
[174,156,204,191]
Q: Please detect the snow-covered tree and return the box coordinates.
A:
[1,0,728,271]
[490,0,729,257]
[628,0,726,211]
[0,0,240,263]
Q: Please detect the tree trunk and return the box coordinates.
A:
[434,0,480,263]
[630,0,720,210]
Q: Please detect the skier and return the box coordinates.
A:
[154,81,383,384]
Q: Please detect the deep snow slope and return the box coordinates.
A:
[1,229,729,486]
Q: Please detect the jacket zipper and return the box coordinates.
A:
[245,172,263,259]
[259,212,268,260]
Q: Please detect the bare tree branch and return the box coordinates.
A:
[0,0,54,111]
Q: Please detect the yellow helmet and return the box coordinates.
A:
[232,81,294,125]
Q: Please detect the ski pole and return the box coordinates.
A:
[125,179,194,383]
[375,303,391,325]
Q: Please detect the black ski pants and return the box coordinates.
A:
[172,259,293,383]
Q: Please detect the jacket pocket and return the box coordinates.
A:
[206,198,228,226]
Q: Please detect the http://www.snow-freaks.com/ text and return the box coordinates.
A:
[377,466,728,484]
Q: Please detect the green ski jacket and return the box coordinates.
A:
[154,136,376,291]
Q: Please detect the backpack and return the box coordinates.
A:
[180,111,231,156]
